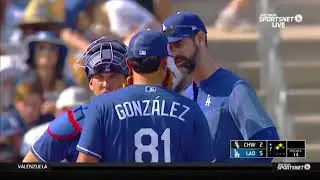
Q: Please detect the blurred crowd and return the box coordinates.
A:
[0,0,252,162]
[0,0,173,162]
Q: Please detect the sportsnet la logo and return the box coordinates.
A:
[276,163,311,171]
[259,14,303,28]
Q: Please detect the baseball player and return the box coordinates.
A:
[22,38,129,162]
[76,30,215,163]
[162,11,279,162]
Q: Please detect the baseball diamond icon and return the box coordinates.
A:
[275,143,285,150]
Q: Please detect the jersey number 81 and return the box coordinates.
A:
[134,128,171,162]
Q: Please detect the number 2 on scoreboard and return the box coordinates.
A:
[134,128,171,162]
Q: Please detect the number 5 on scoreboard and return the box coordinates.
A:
[134,128,171,162]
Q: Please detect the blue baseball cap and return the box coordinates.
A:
[162,11,207,43]
[127,30,170,59]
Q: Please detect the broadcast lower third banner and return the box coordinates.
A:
[0,163,319,172]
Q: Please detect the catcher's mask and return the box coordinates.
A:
[75,37,129,80]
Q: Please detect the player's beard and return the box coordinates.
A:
[176,45,198,74]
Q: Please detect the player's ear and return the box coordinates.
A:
[88,78,94,92]
[195,31,206,47]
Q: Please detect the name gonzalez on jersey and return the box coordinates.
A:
[115,97,190,121]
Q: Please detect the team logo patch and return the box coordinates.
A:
[139,50,146,56]
[145,86,156,93]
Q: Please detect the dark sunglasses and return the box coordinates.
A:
[162,25,199,37]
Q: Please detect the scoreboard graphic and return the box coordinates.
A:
[230,140,306,158]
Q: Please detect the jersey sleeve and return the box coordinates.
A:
[76,100,104,160]
[229,82,280,140]
[20,122,50,157]
[189,105,215,162]
[31,131,70,162]
[31,112,78,162]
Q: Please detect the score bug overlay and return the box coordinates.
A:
[230,140,267,158]
[230,140,306,158]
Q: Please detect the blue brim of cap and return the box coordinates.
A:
[167,36,185,43]
[167,34,191,43]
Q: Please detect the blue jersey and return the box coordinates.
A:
[31,105,88,162]
[77,85,215,163]
[184,68,280,163]
[0,110,26,138]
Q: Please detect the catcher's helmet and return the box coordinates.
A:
[76,37,129,79]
